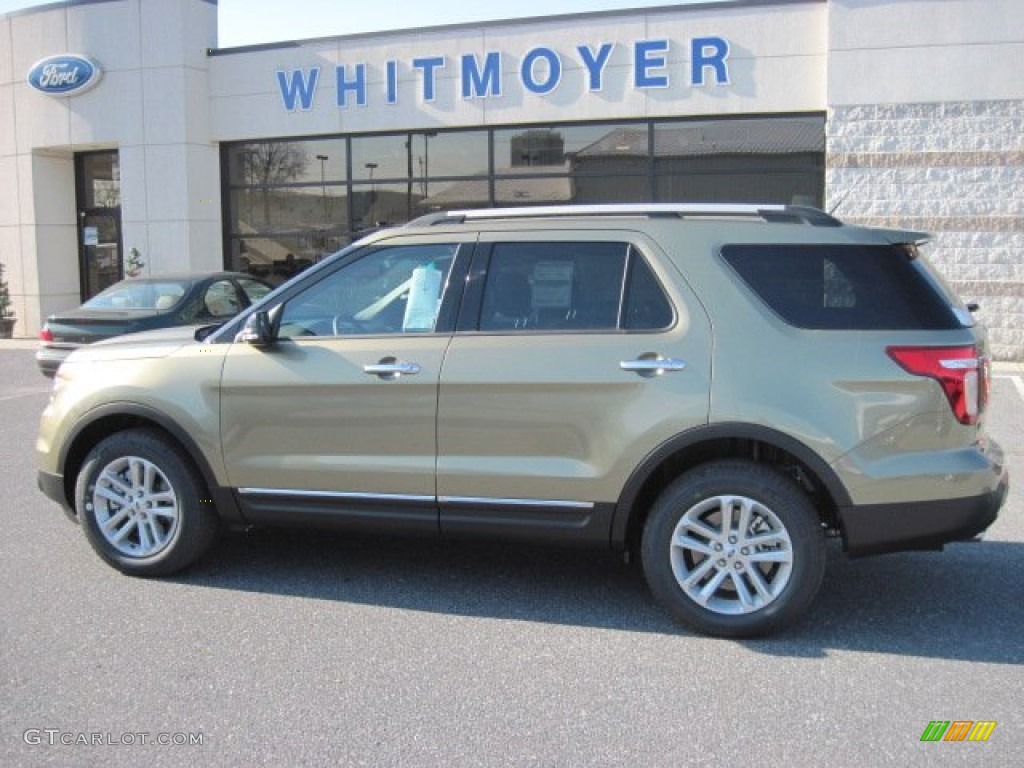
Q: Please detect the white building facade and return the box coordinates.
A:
[1,0,1021,358]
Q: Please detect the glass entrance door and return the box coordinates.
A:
[75,151,123,300]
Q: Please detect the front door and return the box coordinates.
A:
[219,237,471,532]
[75,151,123,300]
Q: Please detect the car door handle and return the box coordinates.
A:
[363,359,422,379]
[620,357,687,375]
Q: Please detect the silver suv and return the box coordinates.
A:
[36,204,1009,637]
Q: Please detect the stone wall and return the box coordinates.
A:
[826,100,1023,361]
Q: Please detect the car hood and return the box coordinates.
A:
[65,325,209,364]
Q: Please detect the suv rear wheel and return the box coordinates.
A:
[75,429,218,576]
[641,460,825,637]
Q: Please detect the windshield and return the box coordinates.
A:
[83,280,193,311]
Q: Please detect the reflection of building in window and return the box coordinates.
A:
[419,117,824,212]
[232,187,344,283]
[572,118,824,205]
[225,118,825,280]
[419,164,573,210]
[242,142,309,225]
[510,129,565,166]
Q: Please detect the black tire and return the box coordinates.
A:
[641,460,825,638]
[75,429,219,576]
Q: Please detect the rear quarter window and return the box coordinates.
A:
[720,244,964,330]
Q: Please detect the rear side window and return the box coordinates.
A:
[478,242,673,332]
[720,244,964,330]
[623,255,675,330]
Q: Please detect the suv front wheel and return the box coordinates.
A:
[76,429,218,577]
[641,460,826,637]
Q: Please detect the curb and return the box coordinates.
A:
[0,339,38,350]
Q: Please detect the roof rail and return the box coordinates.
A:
[407,204,842,228]
[404,211,465,228]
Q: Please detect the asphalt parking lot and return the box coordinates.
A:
[1,345,1021,767]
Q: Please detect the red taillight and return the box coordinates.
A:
[39,326,53,343]
[886,345,987,425]
[978,355,991,414]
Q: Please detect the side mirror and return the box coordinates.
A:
[236,310,275,346]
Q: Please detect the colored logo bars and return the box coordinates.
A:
[920,721,997,742]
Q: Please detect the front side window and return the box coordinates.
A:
[478,242,673,332]
[278,244,459,338]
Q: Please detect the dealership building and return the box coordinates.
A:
[1,0,1021,358]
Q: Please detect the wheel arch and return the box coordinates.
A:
[58,403,242,523]
[612,423,851,552]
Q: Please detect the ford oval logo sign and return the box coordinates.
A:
[27,54,102,97]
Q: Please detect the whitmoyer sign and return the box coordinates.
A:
[276,36,732,111]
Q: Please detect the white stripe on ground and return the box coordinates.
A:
[993,375,1024,402]
[0,389,50,402]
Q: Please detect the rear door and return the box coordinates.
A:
[436,231,713,543]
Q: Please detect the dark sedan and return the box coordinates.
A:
[36,272,272,377]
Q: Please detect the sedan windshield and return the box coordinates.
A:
[83,280,193,311]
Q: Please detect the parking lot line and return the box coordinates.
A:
[0,389,51,402]
[993,375,1024,402]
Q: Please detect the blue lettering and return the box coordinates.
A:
[412,56,445,101]
[276,68,320,111]
[461,52,502,99]
[634,40,669,88]
[577,43,614,91]
[280,35,733,111]
[691,36,730,85]
[386,60,398,104]
[521,47,561,95]
[336,64,367,107]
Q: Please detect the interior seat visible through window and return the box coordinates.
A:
[477,241,672,333]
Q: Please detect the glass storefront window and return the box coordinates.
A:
[350,130,488,182]
[229,233,347,285]
[494,174,572,206]
[351,135,411,182]
[351,182,424,233]
[229,185,349,234]
[411,130,489,179]
[493,124,649,173]
[223,117,825,277]
[655,168,823,206]
[653,116,824,206]
[227,139,347,187]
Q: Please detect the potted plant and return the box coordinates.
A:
[125,247,145,278]
[0,263,15,339]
